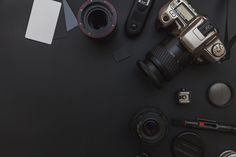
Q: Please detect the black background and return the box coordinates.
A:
[0,0,236,157]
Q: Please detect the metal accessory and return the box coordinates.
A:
[176,88,191,104]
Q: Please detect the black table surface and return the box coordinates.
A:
[0,0,236,157]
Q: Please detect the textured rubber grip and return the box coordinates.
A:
[149,45,182,80]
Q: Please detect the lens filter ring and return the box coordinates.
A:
[78,0,117,39]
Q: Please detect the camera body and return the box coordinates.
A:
[158,0,226,63]
[138,0,227,86]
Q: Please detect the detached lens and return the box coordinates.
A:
[78,0,117,39]
[133,108,168,145]
[143,120,160,137]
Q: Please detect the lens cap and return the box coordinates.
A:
[172,132,205,157]
[208,82,233,107]
[133,108,168,145]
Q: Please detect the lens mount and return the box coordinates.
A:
[78,0,117,39]
[133,108,168,145]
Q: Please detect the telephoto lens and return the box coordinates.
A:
[220,150,236,157]
[78,0,117,40]
[132,108,168,145]
[137,36,192,87]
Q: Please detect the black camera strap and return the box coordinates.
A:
[224,0,236,60]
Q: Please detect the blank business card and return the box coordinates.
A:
[25,0,62,45]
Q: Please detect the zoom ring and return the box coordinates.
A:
[150,45,181,80]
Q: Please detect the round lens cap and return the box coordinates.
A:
[208,82,233,107]
[172,132,205,157]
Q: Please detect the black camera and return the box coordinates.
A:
[137,0,227,87]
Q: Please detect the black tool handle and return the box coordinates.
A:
[125,0,154,37]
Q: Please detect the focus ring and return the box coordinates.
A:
[149,45,181,80]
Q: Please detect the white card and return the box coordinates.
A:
[25,0,62,45]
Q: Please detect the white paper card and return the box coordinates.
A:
[25,0,62,45]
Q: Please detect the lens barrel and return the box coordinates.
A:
[137,37,191,86]
[133,108,168,145]
[78,0,117,39]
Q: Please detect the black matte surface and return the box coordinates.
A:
[0,0,236,157]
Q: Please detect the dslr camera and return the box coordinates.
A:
[138,0,227,86]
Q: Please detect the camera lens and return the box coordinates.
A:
[78,0,117,39]
[88,10,108,30]
[133,108,168,145]
[142,120,160,137]
[137,36,192,87]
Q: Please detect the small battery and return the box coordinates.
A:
[176,89,191,104]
